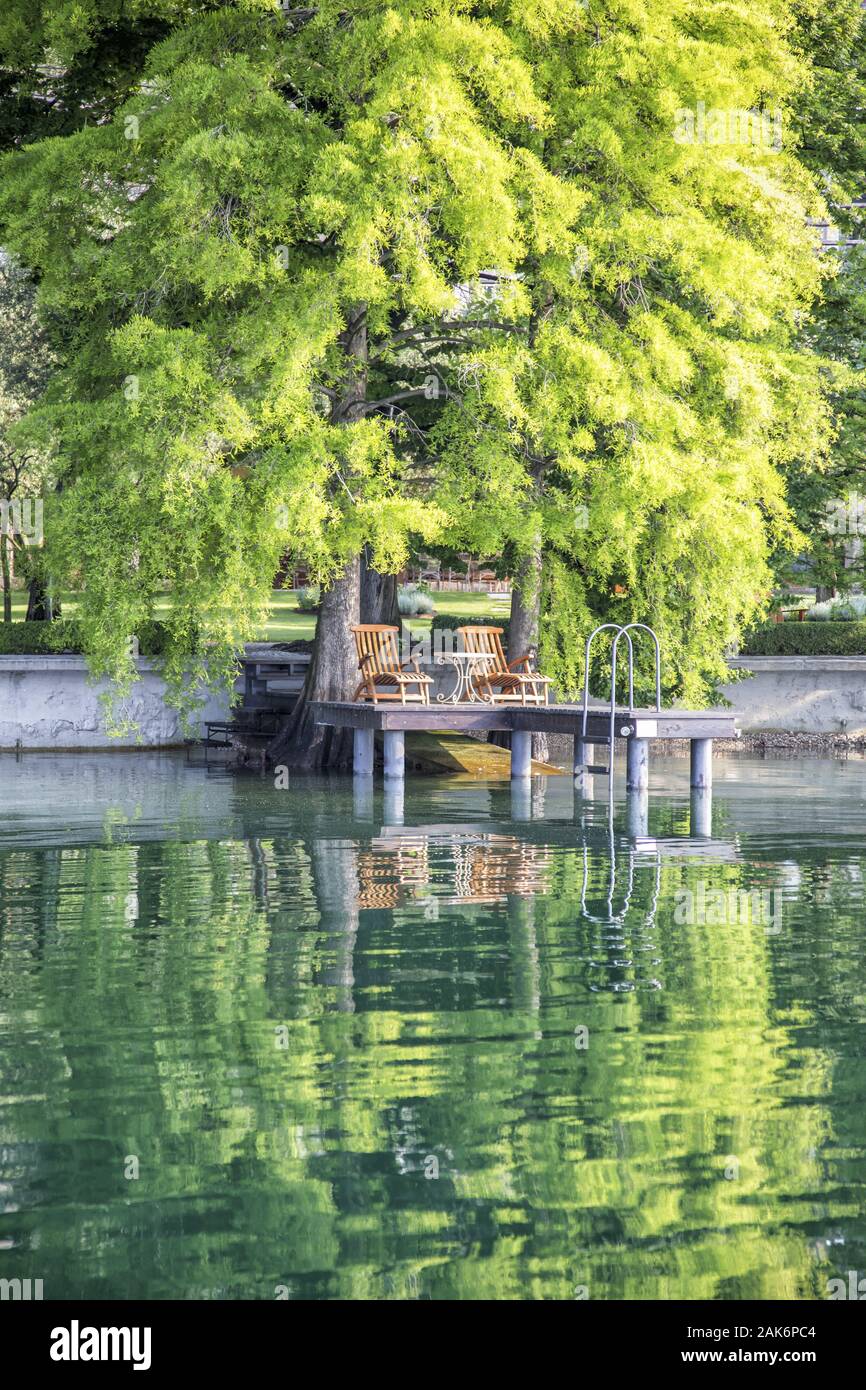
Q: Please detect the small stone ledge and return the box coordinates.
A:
[0,655,161,672]
[729,654,866,672]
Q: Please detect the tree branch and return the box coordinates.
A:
[372,318,524,354]
[359,387,432,414]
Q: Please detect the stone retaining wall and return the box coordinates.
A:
[0,656,230,750]
[717,655,866,735]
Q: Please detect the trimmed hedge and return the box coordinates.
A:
[0,620,172,657]
[429,615,509,640]
[740,622,866,656]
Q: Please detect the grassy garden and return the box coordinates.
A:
[2,586,510,645]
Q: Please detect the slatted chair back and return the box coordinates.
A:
[351,624,402,677]
[458,625,507,669]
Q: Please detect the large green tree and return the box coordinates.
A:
[776,0,866,599]
[428,0,834,704]
[0,0,839,752]
[0,1,579,762]
[781,239,866,598]
[789,0,866,217]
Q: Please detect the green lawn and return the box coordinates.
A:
[263,587,511,640]
[418,589,512,621]
[5,586,509,641]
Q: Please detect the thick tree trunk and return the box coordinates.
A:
[26,576,59,620]
[490,538,549,761]
[267,304,370,772]
[361,547,400,627]
[1,538,11,623]
[268,554,361,770]
[509,541,543,664]
[815,585,836,602]
[24,479,62,620]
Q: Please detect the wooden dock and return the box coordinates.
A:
[312,700,738,789]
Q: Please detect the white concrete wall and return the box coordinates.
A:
[5,650,864,749]
[719,655,866,734]
[0,656,231,749]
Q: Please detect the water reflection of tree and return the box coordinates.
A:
[0,821,858,1301]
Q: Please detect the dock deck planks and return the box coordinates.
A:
[312,700,738,742]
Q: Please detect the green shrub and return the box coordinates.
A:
[0,620,172,657]
[0,621,78,654]
[398,583,437,616]
[803,594,866,622]
[740,622,866,656]
[828,594,866,622]
[296,585,320,612]
[804,600,831,621]
[134,621,174,656]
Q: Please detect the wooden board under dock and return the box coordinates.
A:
[404,732,558,778]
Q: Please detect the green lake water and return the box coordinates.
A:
[1,750,865,1300]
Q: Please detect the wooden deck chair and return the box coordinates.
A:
[457,625,551,705]
[351,624,432,705]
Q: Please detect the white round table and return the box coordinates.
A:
[436,652,497,704]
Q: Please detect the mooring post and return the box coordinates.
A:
[573,736,592,776]
[353,778,374,820]
[383,782,405,826]
[690,738,713,790]
[511,730,532,780]
[353,726,374,778]
[626,787,649,838]
[626,736,649,791]
[573,768,594,798]
[383,729,405,780]
[690,786,712,837]
[573,738,594,797]
[511,780,532,821]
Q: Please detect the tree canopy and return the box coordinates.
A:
[426,0,836,701]
[774,0,866,597]
[0,0,842,740]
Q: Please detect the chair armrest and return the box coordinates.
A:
[358,652,374,670]
[507,652,535,672]
[400,656,422,674]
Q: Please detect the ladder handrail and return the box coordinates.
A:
[612,623,661,712]
[610,622,662,762]
[581,624,634,739]
[582,622,663,789]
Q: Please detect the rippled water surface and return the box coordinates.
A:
[1,751,866,1300]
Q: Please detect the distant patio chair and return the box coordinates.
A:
[351,624,432,705]
[456,626,551,705]
[418,557,441,585]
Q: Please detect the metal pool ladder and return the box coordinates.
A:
[580,623,662,782]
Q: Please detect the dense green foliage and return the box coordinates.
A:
[789,0,866,218]
[777,0,866,594]
[740,620,866,655]
[0,2,175,151]
[0,1,842,715]
[0,617,171,655]
[429,1,836,704]
[0,0,573,717]
[781,239,866,594]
